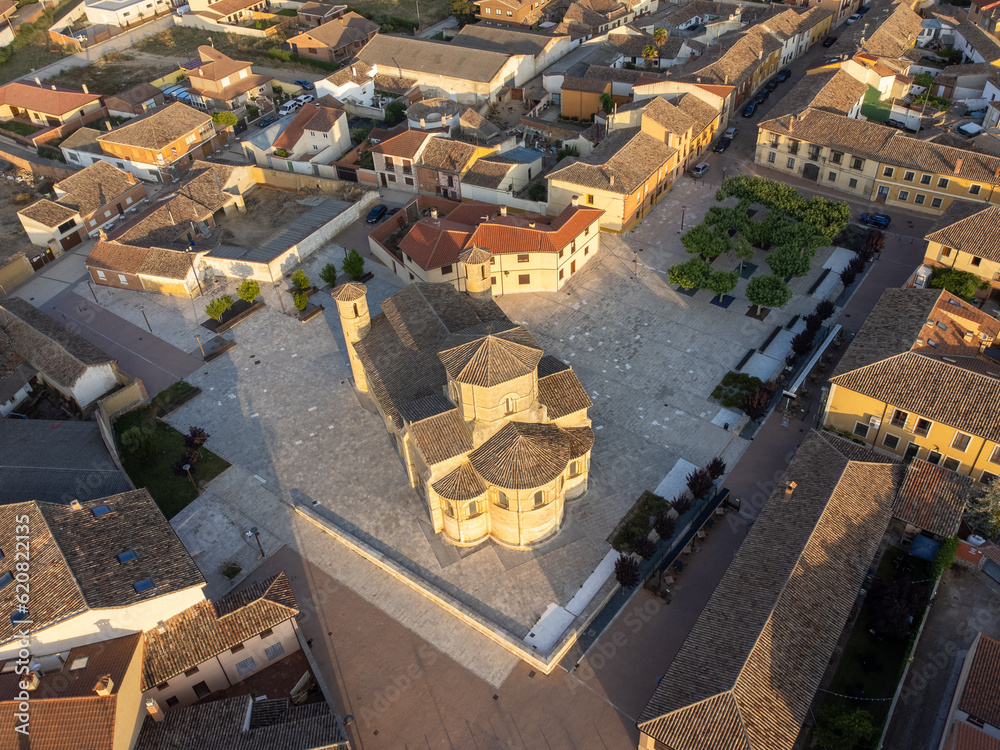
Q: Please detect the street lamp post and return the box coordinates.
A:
[186,243,204,297]
[679,205,687,233]
[250,527,265,559]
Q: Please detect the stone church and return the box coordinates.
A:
[332,248,593,549]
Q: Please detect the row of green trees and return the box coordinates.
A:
[205,278,260,321]
[716,175,851,240]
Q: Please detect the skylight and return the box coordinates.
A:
[117,550,138,564]
[92,505,111,517]
[133,578,154,593]
[69,656,89,671]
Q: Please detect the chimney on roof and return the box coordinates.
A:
[166,205,174,224]
[93,675,114,697]
[105,120,112,131]
[430,207,438,220]
[571,194,579,207]
[954,157,963,175]
[156,621,166,634]
[351,66,356,76]
[609,173,615,187]
[51,85,56,91]
[500,205,507,216]
[788,115,795,132]
[98,227,107,241]
[126,171,136,185]
[145,698,166,722]
[34,77,41,87]
[82,84,88,94]
[785,481,797,499]
[529,221,536,228]
[69,499,82,510]
[24,672,40,691]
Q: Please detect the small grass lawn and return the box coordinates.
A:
[860,85,891,123]
[711,371,762,409]
[817,547,933,746]
[114,407,229,519]
[150,380,198,416]
[0,121,41,137]
[609,490,669,553]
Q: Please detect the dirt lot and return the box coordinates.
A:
[0,178,45,266]
[213,188,313,248]
[46,52,178,97]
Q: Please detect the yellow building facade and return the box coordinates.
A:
[922,204,1000,296]
[333,266,594,549]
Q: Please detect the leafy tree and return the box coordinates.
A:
[383,98,407,126]
[790,330,815,358]
[654,512,676,540]
[913,71,934,88]
[744,386,771,421]
[653,27,667,45]
[291,269,310,291]
[814,708,878,750]
[669,257,711,290]
[803,313,822,333]
[672,495,692,515]
[705,269,738,301]
[813,299,835,321]
[451,0,477,22]
[614,553,640,588]
[848,256,866,276]
[733,235,754,274]
[293,291,309,311]
[343,249,366,280]
[642,44,657,68]
[236,278,260,303]
[184,426,209,449]
[867,578,927,639]
[686,468,714,499]
[681,223,732,260]
[746,274,791,315]
[634,536,657,560]
[931,267,987,302]
[319,262,339,287]
[766,244,814,278]
[707,456,726,480]
[211,111,238,127]
[839,266,857,288]
[965,477,1000,541]
[600,91,613,114]
[351,125,371,145]
[205,295,234,321]
[528,181,547,201]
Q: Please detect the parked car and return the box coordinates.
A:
[366,204,388,223]
[742,100,758,117]
[860,5,871,13]
[822,36,837,47]
[294,79,315,91]
[690,162,711,178]
[714,136,732,153]
[258,115,278,128]
[776,68,791,82]
[278,100,301,116]
[295,94,316,105]
[724,126,738,139]
[755,89,770,104]
[859,212,891,228]
[846,13,861,23]
[885,119,905,130]
[765,79,779,92]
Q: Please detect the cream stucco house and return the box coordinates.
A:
[332,271,593,549]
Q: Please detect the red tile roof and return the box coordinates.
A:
[947,721,1000,750]
[370,129,436,159]
[893,459,973,537]
[0,81,101,117]
[959,634,1000,729]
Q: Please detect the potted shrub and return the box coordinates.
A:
[319,262,339,288]
[343,249,366,281]
[236,278,260,304]
[205,295,234,322]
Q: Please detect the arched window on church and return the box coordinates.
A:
[533,491,545,508]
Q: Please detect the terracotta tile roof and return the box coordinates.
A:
[106,82,164,109]
[59,126,102,154]
[272,102,346,152]
[538,367,593,419]
[418,138,479,172]
[189,71,272,104]
[98,102,211,151]
[458,245,493,264]
[461,157,516,189]
[0,633,142,750]
[562,75,610,94]
[18,198,79,227]
[398,220,472,270]
[759,108,896,160]
[926,205,1000,264]
[324,60,373,87]
[832,352,1000,442]
[438,325,543,387]
[88,240,196,280]
[0,81,101,117]
[562,425,594,457]
[955,22,1000,63]
[370,129,436,159]
[357,35,513,85]
[396,391,454,423]
[372,73,417,95]
[639,431,902,749]
[352,283,509,424]
[291,11,378,49]
[297,0,341,17]
[469,421,572,489]
[584,64,654,85]
[451,24,563,57]
[142,572,298,689]
[54,160,136,218]
[42,490,205,609]
[816,430,900,463]
[409,408,473,465]
[198,0,261,19]
[893,459,973,536]
[863,1,924,58]
[432,461,487,501]
[0,297,113,391]
[193,45,250,82]
[547,127,677,195]
[135,695,347,750]
[331,281,366,301]
[641,95,696,134]
[960,634,1000,728]
[947,722,1000,750]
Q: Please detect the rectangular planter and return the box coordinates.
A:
[299,304,325,323]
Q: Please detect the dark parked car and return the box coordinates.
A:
[258,115,278,128]
[742,100,758,117]
[860,4,871,13]
[885,119,905,129]
[366,204,388,224]
[714,136,732,153]
[822,36,837,47]
[776,68,791,82]
[765,79,779,92]
[294,79,315,91]
[755,89,770,104]
[859,212,891,229]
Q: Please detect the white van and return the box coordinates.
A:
[278,100,301,116]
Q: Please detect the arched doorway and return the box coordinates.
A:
[802,163,820,182]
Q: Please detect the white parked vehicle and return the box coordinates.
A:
[295,94,316,105]
[846,13,861,23]
[278,100,302,116]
